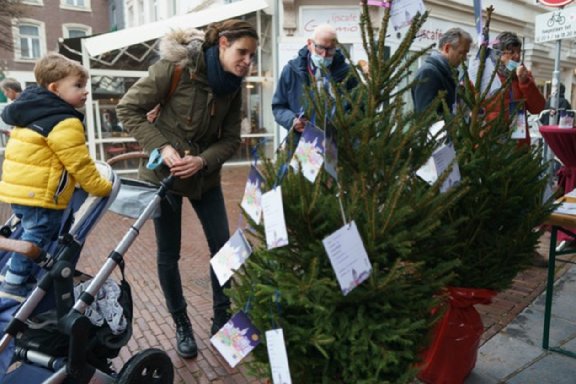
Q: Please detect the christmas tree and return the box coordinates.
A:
[439,6,555,291]
[228,4,469,383]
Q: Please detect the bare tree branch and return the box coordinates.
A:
[0,0,25,51]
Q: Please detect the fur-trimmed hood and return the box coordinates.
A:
[158,28,205,68]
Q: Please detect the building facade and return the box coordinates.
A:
[1,0,575,161]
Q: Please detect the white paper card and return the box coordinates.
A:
[210,229,252,286]
[511,110,527,139]
[390,0,426,31]
[266,329,292,384]
[555,202,576,216]
[262,187,289,249]
[428,120,446,142]
[416,157,438,185]
[290,123,325,183]
[240,166,265,224]
[468,51,502,96]
[322,221,372,295]
[432,143,461,193]
[565,188,576,198]
[210,311,261,368]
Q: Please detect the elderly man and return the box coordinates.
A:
[0,78,22,101]
[272,24,356,133]
[411,28,472,116]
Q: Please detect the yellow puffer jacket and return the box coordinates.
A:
[0,87,112,209]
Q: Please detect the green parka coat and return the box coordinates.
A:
[116,28,241,199]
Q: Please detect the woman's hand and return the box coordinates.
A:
[516,65,531,84]
[170,155,205,178]
[160,145,181,167]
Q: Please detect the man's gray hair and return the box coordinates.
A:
[311,24,337,42]
[0,77,22,93]
[438,28,472,50]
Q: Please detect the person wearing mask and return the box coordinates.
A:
[272,24,356,133]
[116,20,258,359]
[487,31,545,147]
[411,27,472,116]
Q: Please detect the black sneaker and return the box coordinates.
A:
[211,310,231,336]
[173,311,198,358]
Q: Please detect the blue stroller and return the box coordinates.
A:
[0,161,174,383]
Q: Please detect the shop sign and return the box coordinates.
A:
[300,6,361,38]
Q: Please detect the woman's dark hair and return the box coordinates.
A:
[494,31,522,52]
[204,19,258,48]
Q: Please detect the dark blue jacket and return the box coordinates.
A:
[272,46,355,130]
[411,51,457,116]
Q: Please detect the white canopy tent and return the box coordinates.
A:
[77,0,270,157]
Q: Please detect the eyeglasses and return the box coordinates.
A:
[313,42,337,56]
[503,48,522,58]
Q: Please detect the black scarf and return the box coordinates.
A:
[204,45,243,97]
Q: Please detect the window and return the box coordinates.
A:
[63,24,92,38]
[60,0,91,11]
[22,0,43,5]
[13,21,46,61]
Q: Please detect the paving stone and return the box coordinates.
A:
[473,334,544,380]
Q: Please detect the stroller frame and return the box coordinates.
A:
[0,166,174,383]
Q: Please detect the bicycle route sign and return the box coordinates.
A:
[535,6,576,42]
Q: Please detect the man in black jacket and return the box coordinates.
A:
[412,28,472,116]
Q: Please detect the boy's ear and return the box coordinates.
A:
[47,82,59,94]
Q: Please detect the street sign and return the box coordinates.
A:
[537,0,574,7]
[535,6,576,42]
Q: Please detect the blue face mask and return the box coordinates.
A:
[311,54,333,69]
[506,60,520,72]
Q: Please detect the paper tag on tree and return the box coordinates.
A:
[210,311,261,368]
[262,187,289,249]
[511,110,527,139]
[210,229,252,286]
[390,0,426,31]
[290,123,325,183]
[266,329,292,384]
[432,143,461,193]
[322,221,372,295]
[241,166,265,224]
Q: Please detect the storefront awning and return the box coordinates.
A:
[83,0,269,57]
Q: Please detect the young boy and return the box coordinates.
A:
[0,52,112,301]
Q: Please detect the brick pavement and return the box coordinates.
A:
[0,165,569,383]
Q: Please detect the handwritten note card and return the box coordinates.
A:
[262,187,289,249]
[432,143,461,193]
[266,329,292,384]
[322,221,372,295]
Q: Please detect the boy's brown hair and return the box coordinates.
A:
[34,52,88,88]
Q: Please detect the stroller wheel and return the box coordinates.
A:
[117,348,174,384]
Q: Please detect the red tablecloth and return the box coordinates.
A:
[540,125,576,194]
[540,125,576,242]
